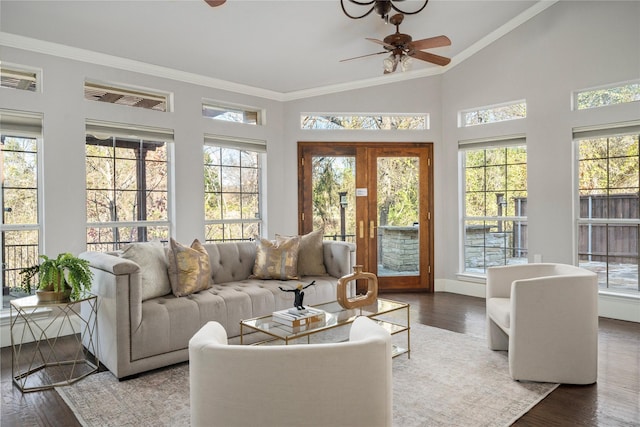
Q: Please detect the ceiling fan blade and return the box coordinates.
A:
[410,35,452,50]
[366,37,395,50]
[204,0,226,7]
[410,50,451,66]
[340,51,387,62]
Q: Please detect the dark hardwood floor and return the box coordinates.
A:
[2,292,639,426]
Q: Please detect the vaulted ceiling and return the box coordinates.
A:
[1,1,550,97]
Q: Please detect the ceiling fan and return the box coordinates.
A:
[342,13,451,74]
[204,0,226,7]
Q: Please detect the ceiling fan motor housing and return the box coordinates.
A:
[383,33,412,52]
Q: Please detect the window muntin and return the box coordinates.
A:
[577,129,639,295]
[1,111,42,307]
[85,129,170,251]
[574,81,640,110]
[84,81,169,112]
[301,114,428,130]
[0,65,38,92]
[203,102,262,125]
[461,142,528,275]
[204,144,262,242]
[459,101,526,127]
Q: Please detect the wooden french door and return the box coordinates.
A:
[298,142,433,292]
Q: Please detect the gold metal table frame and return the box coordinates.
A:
[10,294,99,392]
[240,297,410,358]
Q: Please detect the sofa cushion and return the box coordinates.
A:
[167,238,212,297]
[120,240,171,301]
[277,229,327,277]
[251,236,300,280]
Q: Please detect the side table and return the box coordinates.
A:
[10,294,99,392]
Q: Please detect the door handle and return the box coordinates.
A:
[370,220,376,239]
[359,220,364,239]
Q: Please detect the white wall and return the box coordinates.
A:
[0,47,284,253]
[1,1,638,322]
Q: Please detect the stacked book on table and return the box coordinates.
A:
[272,307,325,327]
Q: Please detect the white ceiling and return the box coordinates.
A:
[1,0,548,97]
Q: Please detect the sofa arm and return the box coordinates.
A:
[78,251,143,378]
[79,251,139,275]
[322,241,356,278]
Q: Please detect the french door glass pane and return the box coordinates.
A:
[377,157,419,277]
[311,156,355,242]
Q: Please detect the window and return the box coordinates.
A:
[460,137,528,275]
[459,100,526,127]
[203,101,262,125]
[301,114,428,130]
[0,65,38,92]
[1,111,42,307]
[84,81,169,112]
[574,81,640,110]
[576,123,639,295]
[85,121,172,251]
[204,135,265,242]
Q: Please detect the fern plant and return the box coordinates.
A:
[19,253,94,301]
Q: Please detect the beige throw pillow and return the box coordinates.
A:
[251,236,301,280]
[121,240,171,301]
[167,238,212,297]
[276,229,326,276]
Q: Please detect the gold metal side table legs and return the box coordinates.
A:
[10,295,99,392]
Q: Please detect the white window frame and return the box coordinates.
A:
[1,110,43,312]
[85,121,173,251]
[459,135,528,277]
[300,113,429,130]
[203,100,264,126]
[458,100,527,128]
[572,79,640,111]
[574,121,640,296]
[204,135,266,242]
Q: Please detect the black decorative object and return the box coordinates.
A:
[279,281,316,310]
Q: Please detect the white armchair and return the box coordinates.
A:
[486,263,598,384]
[188,316,392,427]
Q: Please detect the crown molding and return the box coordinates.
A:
[0,32,286,102]
[0,1,557,102]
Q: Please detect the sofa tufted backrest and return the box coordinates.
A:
[204,241,256,284]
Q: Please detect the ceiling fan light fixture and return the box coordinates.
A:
[383,54,397,73]
[400,55,412,71]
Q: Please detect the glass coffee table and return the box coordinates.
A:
[240,297,410,358]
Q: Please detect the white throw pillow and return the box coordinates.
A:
[121,240,171,301]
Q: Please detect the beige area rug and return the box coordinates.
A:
[56,324,558,427]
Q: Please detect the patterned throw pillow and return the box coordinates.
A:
[121,240,171,301]
[251,236,301,280]
[276,229,326,276]
[167,238,212,297]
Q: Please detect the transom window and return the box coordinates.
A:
[576,124,639,295]
[0,65,38,92]
[204,136,265,242]
[301,114,428,130]
[203,101,262,125]
[1,110,42,307]
[460,137,528,275]
[84,81,169,112]
[459,100,526,127]
[85,122,171,251]
[574,80,640,110]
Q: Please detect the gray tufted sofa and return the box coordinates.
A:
[79,240,355,379]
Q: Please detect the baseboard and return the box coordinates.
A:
[435,278,486,298]
[435,278,640,323]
